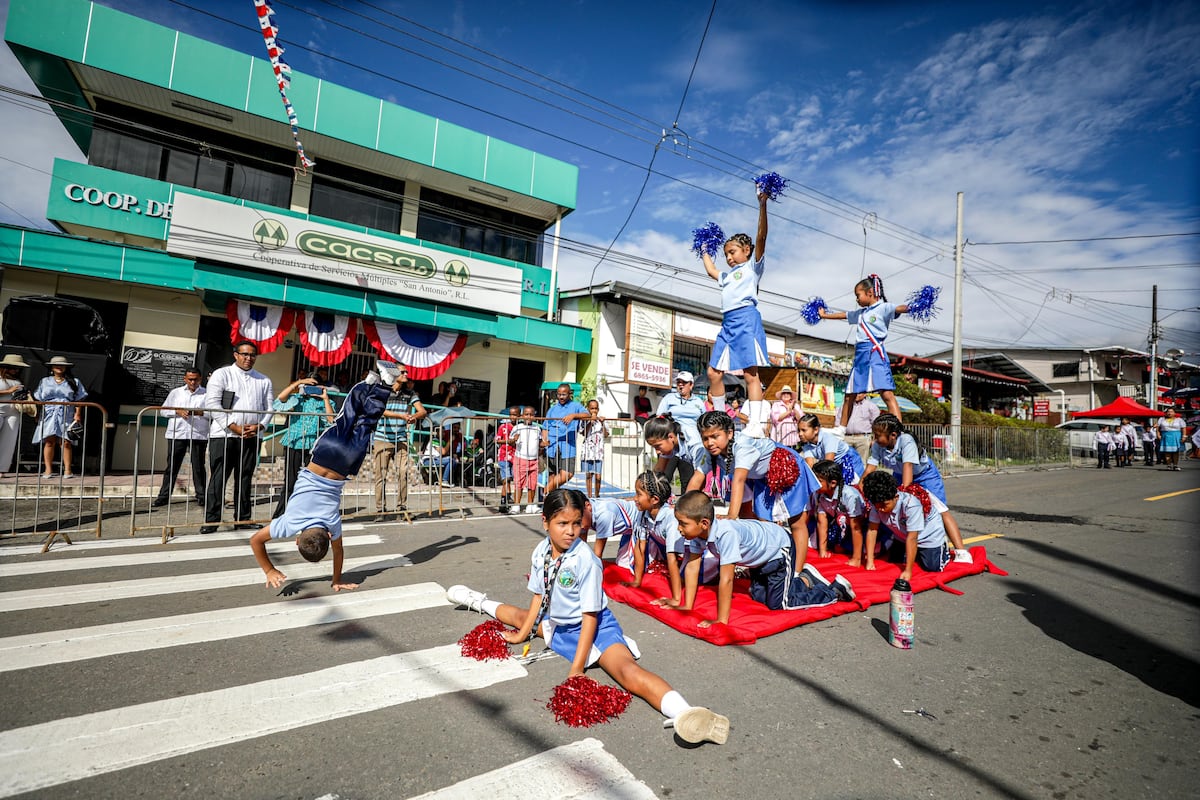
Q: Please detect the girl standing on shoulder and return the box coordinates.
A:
[701,189,771,422]
[446,488,729,745]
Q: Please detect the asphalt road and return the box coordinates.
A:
[0,462,1197,799]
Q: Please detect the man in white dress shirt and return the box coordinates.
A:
[152,368,209,506]
[201,341,273,533]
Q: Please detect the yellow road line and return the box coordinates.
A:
[1145,486,1200,502]
[962,533,1004,545]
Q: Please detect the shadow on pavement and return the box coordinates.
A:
[1015,538,1200,609]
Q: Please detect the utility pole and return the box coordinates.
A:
[950,192,964,464]
[1148,284,1158,409]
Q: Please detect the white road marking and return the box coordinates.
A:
[0,535,384,577]
[0,583,448,672]
[0,554,413,612]
[0,645,526,798]
[0,523,368,556]
[407,738,657,799]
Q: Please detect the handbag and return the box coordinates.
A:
[7,386,35,417]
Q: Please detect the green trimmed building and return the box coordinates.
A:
[2,0,590,469]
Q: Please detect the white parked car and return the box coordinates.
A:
[1056,418,1145,458]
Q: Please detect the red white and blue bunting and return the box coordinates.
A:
[363,321,467,381]
[253,0,315,170]
[225,300,294,354]
[297,310,357,366]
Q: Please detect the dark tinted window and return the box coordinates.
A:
[416,187,543,265]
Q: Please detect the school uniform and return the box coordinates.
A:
[868,433,949,509]
[844,301,898,393]
[590,498,640,566]
[640,506,721,584]
[528,537,639,666]
[709,256,770,372]
[690,518,837,610]
[869,492,950,572]
[798,429,865,485]
[1094,429,1113,468]
[696,435,821,523]
[812,484,867,552]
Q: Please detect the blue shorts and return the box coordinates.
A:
[846,341,895,394]
[710,305,770,372]
[544,607,639,666]
[498,460,513,480]
[885,538,950,572]
[581,459,602,474]
[269,469,345,540]
[910,462,947,505]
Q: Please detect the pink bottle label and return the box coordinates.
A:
[889,590,914,649]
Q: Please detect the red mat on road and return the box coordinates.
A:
[602,545,1006,646]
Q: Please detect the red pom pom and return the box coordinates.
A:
[897,483,933,517]
[546,675,632,727]
[766,447,799,494]
[458,619,513,662]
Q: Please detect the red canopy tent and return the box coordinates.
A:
[1071,396,1164,419]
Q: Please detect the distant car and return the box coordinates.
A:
[1056,418,1145,458]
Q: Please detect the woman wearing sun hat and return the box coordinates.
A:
[769,385,802,446]
[32,356,88,478]
[0,353,31,474]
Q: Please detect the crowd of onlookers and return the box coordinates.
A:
[1093,409,1194,471]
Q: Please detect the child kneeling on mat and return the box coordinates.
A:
[861,470,950,583]
[661,490,856,629]
[250,369,405,591]
[447,488,730,745]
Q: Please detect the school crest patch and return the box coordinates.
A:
[557,568,577,589]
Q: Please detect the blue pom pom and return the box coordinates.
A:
[905,285,941,324]
[754,171,789,202]
[691,222,725,259]
[800,297,827,326]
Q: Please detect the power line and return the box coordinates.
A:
[969,232,1200,245]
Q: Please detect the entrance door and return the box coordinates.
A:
[505,358,544,412]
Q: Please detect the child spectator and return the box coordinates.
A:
[496,406,518,510]
[810,459,868,562]
[249,372,404,590]
[661,491,855,629]
[1111,421,1129,467]
[446,488,729,745]
[1119,418,1139,466]
[510,406,542,514]
[633,385,653,424]
[1095,424,1113,469]
[861,471,950,582]
[1141,422,1158,466]
[796,412,865,486]
[863,413,971,562]
[579,399,608,498]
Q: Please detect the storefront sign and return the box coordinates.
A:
[921,378,944,398]
[62,184,173,219]
[167,193,522,315]
[47,159,176,241]
[625,302,674,388]
[1033,400,1050,416]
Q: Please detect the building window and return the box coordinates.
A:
[1051,362,1080,378]
[309,161,404,234]
[416,187,543,265]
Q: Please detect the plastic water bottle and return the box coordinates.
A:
[889,578,914,649]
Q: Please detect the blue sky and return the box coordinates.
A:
[1,0,1198,358]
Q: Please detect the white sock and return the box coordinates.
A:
[481,600,501,617]
[711,396,726,412]
[660,690,690,719]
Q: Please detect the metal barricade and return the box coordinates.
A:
[0,400,108,548]
[905,422,1072,476]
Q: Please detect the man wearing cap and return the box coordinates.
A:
[0,353,32,474]
[543,383,589,495]
[152,368,209,506]
[655,371,707,489]
[202,341,273,533]
[770,385,802,446]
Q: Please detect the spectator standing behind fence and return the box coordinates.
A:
[633,386,653,424]
[838,393,880,466]
[544,383,589,495]
[496,406,518,510]
[579,399,608,498]
[271,372,336,518]
[152,368,209,506]
[510,406,542,514]
[371,366,424,519]
[655,372,707,490]
[0,354,31,475]
[769,385,801,446]
[201,341,273,534]
[32,356,87,479]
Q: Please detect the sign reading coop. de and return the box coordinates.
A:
[167,193,522,315]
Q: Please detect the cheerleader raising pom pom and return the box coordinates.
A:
[904,285,941,324]
[691,222,725,259]
[800,297,827,327]
[753,171,789,202]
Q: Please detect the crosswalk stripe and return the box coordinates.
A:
[0,524,368,557]
[0,644,526,798]
[0,583,447,672]
[0,554,413,613]
[408,737,657,799]
[0,534,384,577]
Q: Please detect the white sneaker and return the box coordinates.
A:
[506,505,521,515]
[446,584,488,613]
[523,504,540,515]
[675,707,730,745]
[376,359,402,386]
[833,574,856,602]
[953,548,973,564]
[802,563,831,586]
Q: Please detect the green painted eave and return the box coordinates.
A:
[4,0,578,211]
[0,224,194,289]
